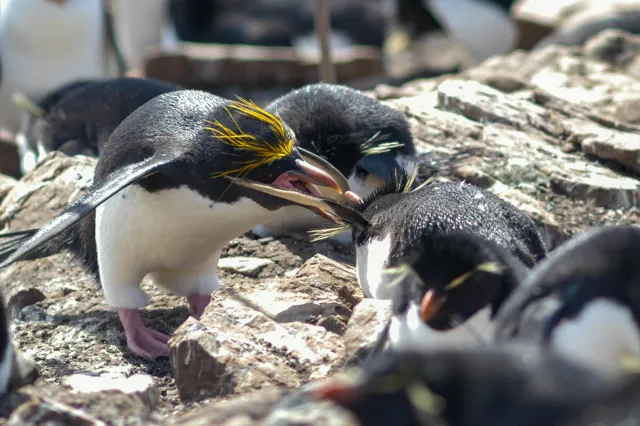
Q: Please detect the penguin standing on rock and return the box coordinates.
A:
[382,231,528,353]
[0,90,358,359]
[230,165,547,300]
[251,83,415,242]
[494,225,640,380]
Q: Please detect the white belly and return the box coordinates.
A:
[355,234,393,299]
[551,299,640,378]
[95,185,273,309]
[389,303,495,352]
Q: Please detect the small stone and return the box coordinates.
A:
[317,316,348,336]
[550,173,640,209]
[7,397,106,426]
[218,256,274,277]
[19,305,47,322]
[62,373,158,409]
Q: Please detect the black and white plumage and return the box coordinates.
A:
[251,83,415,243]
[14,79,98,175]
[307,347,612,426]
[0,90,355,360]
[494,225,640,379]
[383,231,528,353]
[0,291,38,393]
[15,77,180,175]
[232,166,547,301]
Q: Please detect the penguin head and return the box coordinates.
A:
[266,83,416,200]
[211,97,360,221]
[387,231,526,331]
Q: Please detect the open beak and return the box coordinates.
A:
[420,289,447,322]
[297,147,352,196]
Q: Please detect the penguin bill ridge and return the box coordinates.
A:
[0,90,356,360]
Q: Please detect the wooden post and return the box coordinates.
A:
[314,0,336,83]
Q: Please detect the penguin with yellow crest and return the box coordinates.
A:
[0,90,358,360]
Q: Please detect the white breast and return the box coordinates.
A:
[355,234,393,299]
[424,0,518,63]
[0,0,115,134]
[95,185,274,310]
[389,303,495,353]
[551,298,640,378]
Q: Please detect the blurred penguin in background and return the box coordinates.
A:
[0,0,123,136]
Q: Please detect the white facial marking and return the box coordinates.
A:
[389,303,494,352]
[356,234,393,299]
[95,185,274,310]
[0,336,13,393]
[551,299,640,378]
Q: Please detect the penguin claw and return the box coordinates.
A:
[118,309,171,359]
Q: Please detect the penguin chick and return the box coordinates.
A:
[494,225,640,380]
[233,164,547,299]
[251,82,415,243]
[384,231,528,354]
[0,291,38,394]
[0,90,356,360]
[14,79,98,175]
[39,77,180,160]
[307,347,612,426]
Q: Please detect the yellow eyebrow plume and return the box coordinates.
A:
[206,97,295,179]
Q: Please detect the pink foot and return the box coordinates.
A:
[187,294,211,319]
[118,309,171,360]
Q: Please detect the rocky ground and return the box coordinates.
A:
[1,28,640,425]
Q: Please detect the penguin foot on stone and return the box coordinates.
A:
[118,309,171,360]
[187,293,212,319]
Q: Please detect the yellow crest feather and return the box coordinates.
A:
[207,97,294,179]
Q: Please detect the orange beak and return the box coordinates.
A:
[419,289,446,322]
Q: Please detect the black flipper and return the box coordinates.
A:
[0,156,177,269]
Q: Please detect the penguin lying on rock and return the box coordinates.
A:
[0,90,358,360]
[251,83,415,243]
[15,77,180,174]
[301,347,614,426]
[231,164,547,300]
[0,291,38,394]
[495,225,640,380]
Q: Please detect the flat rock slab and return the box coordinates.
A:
[169,254,359,404]
[218,257,274,277]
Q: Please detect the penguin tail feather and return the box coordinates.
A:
[0,229,55,264]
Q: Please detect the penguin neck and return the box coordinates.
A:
[388,302,494,353]
[550,298,640,378]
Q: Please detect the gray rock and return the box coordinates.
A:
[6,287,45,321]
[0,173,16,205]
[343,299,392,364]
[218,256,274,277]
